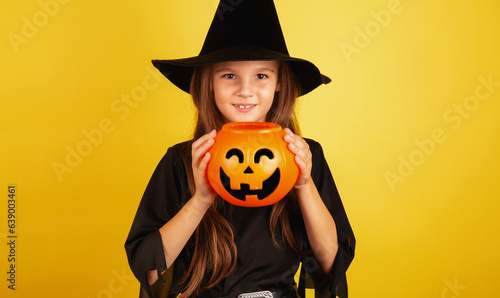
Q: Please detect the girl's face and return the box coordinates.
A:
[212,60,279,123]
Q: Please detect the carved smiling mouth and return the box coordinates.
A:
[219,168,280,201]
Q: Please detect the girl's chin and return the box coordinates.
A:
[225,118,266,123]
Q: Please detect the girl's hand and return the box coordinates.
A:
[284,129,339,274]
[191,130,218,206]
[283,128,312,188]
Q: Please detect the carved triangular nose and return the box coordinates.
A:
[244,166,254,174]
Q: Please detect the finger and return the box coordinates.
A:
[295,155,309,175]
[192,130,216,151]
[198,152,212,172]
[197,138,215,158]
[284,134,299,153]
[284,130,306,148]
[192,143,212,168]
[283,128,295,143]
[294,149,311,166]
[192,130,217,162]
[286,135,309,156]
[290,140,312,169]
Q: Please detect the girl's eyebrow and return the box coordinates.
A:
[255,67,276,73]
[213,66,277,73]
[213,66,234,73]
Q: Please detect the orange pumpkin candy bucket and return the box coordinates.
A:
[207,122,299,207]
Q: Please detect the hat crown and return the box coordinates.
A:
[200,0,289,56]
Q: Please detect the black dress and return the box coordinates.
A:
[125,139,355,297]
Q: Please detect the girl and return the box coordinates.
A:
[125,1,355,297]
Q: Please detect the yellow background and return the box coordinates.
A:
[1,0,499,297]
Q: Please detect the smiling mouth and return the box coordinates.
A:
[233,104,256,109]
[219,167,280,201]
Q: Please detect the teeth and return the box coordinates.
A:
[234,104,255,109]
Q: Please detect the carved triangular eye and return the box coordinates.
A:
[254,149,274,163]
[226,148,244,163]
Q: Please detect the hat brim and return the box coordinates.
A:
[152,45,331,96]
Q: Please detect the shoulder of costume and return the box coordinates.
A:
[304,137,321,149]
[170,140,191,151]
[154,140,191,167]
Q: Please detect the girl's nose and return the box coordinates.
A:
[237,79,254,98]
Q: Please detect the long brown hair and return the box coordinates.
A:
[180,61,307,297]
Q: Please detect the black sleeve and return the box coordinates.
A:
[124,144,190,297]
[305,139,356,298]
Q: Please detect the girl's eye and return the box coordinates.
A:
[223,74,236,79]
[256,74,268,79]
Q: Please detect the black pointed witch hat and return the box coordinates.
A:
[153,0,331,96]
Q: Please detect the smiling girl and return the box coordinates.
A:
[125,1,355,297]
[212,61,279,123]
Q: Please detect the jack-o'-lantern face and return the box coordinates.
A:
[220,147,280,201]
[207,122,298,207]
